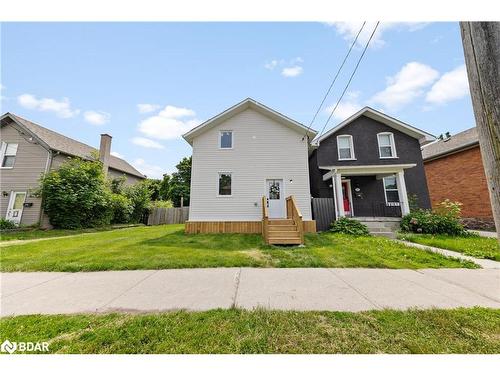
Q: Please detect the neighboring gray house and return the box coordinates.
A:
[309,107,435,230]
[0,113,145,227]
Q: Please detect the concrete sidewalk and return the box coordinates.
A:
[1,268,499,316]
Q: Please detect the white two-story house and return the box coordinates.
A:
[182,98,317,244]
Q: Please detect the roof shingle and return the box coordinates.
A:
[422,127,478,161]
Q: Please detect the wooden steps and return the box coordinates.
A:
[267,219,302,245]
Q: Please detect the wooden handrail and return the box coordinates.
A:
[286,195,304,244]
[262,196,269,244]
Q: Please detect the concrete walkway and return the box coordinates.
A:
[1,268,499,316]
[473,230,498,239]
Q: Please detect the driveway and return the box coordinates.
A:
[1,268,499,316]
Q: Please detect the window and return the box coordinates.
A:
[218,173,232,196]
[0,142,18,168]
[383,176,400,205]
[337,135,355,160]
[220,131,233,149]
[377,133,397,158]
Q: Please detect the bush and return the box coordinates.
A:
[39,157,113,229]
[330,217,370,236]
[0,218,17,230]
[109,193,134,224]
[400,199,467,235]
[148,200,174,209]
[124,181,152,223]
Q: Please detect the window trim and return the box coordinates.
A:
[336,135,356,161]
[382,175,400,206]
[0,142,18,169]
[377,132,397,159]
[217,171,233,197]
[219,130,233,150]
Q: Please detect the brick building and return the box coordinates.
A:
[422,127,495,230]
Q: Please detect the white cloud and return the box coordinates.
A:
[132,137,165,149]
[264,59,280,70]
[132,158,165,179]
[326,92,363,122]
[137,103,160,114]
[370,62,439,110]
[110,151,123,158]
[281,66,303,78]
[331,22,427,49]
[138,105,199,140]
[425,64,469,105]
[17,94,80,118]
[83,110,111,125]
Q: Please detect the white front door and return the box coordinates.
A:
[266,179,285,218]
[5,191,26,225]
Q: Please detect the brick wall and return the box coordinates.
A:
[424,146,493,219]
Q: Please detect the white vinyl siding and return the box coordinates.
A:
[377,132,397,158]
[189,108,313,221]
[337,135,355,160]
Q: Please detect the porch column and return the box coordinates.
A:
[396,170,410,216]
[334,172,345,218]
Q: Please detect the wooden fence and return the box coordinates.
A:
[311,198,336,232]
[147,207,189,225]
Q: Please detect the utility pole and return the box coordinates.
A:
[460,22,500,241]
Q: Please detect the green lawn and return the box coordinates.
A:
[399,233,500,261]
[1,308,499,353]
[0,224,477,271]
[0,224,143,242]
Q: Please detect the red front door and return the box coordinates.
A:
[341,181,351,215]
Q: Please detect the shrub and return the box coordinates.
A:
[109,193,134,224]
[400,200,467,236]
[330,217,370,236]
[124,181,152,223]
[0,218,17,230]
[149,200,174,209]
[39,157,113,229]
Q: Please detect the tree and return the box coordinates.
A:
[142,178,162,201]
[168,156,191,207]
[159,174,171,201]
[460,22,500,240]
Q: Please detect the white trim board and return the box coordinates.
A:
[312,107,435,146]
[321,163,417,181]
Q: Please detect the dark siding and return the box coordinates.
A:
[311,115,431,209]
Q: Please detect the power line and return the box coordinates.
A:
[302,22,366,141]
[316,21,380,140]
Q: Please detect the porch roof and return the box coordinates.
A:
[320,163,416,181]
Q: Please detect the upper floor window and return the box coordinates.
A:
[377,132,397,158]
[0,142,18,168]
[220,131,233,149]
[218,172,232,196]
[337,135,355,160]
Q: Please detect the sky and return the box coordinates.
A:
[0,22,474,178]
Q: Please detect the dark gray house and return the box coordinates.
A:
[309,107,434,230]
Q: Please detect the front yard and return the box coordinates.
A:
[0,224,477,271]
[399,233,500,261]
[1,308,499,353]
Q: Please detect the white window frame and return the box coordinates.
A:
[219,130,233,150]
[377,132,397,159]
[383,175,400,206]
[336,135,356,161]
[0,142,19,169]
[217,172,233,197]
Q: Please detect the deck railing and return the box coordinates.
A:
[286,195,304,244]
[262,196,269,244]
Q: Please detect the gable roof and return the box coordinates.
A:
[1,113,146,179]
[182,98,317,145]
[312,106,435,145]
[422,127,478,161]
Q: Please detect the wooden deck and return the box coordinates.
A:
[185,220,315,235]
